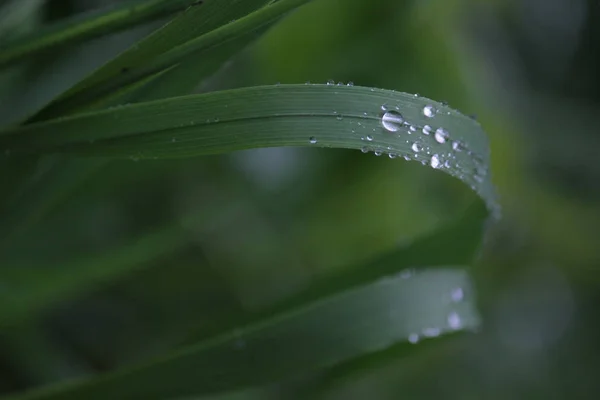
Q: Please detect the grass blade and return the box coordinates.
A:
[5,266,478,400]
[0,0,200,68]
[0,85,497,210]
[31,0,307,120]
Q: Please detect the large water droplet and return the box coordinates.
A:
[309,137,317,144]
[434,128,449,144]
[423,105,436,118]
[430,154,441,169]
[381,110,404,132]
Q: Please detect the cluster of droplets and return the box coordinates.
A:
[306,96,489,192]
[406,285,466,345]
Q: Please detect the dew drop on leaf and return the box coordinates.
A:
[366,135,373,141]
[309,137,317,144]
[423,105,436,118]
[374,150,382,156]
[408,333,420,344]
[411,142,421,153]
[381,110,404,132]
[422,125,432,135]
[447,312,462,330]
[430,154,441,169]
[434,128,449,144]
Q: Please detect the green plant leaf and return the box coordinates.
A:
[0,0,200,69]
[4,265,478,400]
[0,85,497,211]
[31,0,311,120]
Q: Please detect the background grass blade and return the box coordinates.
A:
[5,266,478,400]
[31,0,308,120]
[0,85,497,210]
[0,0,200,68]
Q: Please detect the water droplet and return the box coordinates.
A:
[337,81,344,86]
[434,128,449,144]
[423,105,436,118]
[451,287,464,302]
[309,137,317,144]
[389,153,397,159]
[327,79,335,85]
[422,327,441,337]
[336,115,343,121]
[430,154,441,169]
[403,155,411,161]
[400,269,413,279]
[443,160,451,168]
[214,117,220,123]
[347,81,354,86]
[361,146,369,153]
[366,135,373,141]
[447,312,462,330]
[374,150,382,156]
[411,142,421,152]
[408,333,420,344]
[363,112,368,117]
[422,125,431,135]
[305,80,311,85]
[275,81,281,86]
[381,110,404,132]
[452,141,462,151]
[409,125,417,132]
[381,104,388,111]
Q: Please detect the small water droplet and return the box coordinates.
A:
[366,135,373,141]
[430,154,441,169]
[408,333,420,344]
[347,81,354,86]
[374,150,382,156]
[451,287,464,302]
[337,81,344,86]
[403,155,411,161]
[423,105,436,118]
[389,153,397,159]
[363,112,368,117]
[214,117,220,123]
[447,312,462,330]
[327,79,335,85]
[305,80,311,85]
[434,128,448,144]
[452,141,462,151]
[422,327,441,337]
[411,142,421,153]
[336,115,343,121]
[381,110,404,132]
[422,125,431,135]
[381,104,388,111]
[409,125,417,132]
[171,138,176,143]
[443,160,451,168]
[361,146,369,153]
[309,137,317,144]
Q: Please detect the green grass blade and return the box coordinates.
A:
[32,0,305,120]
[34,0,310,121]
[5,266,478,400]
[0,0,199,68]
[0,85,497,210]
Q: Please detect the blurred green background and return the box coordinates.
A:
[1,0,599,398]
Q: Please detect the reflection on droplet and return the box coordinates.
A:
[434,128,449,144]
[381,110,404,132]
[309,137,317,144]
[408,333,420,344]
[430,154,441,169]
[423,105,436,118]
[447,311,462,330]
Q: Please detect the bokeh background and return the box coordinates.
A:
[1,0,599,398]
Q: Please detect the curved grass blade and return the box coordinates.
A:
[5,266,478,400]
[31,0,313,120]
[0,85,497,211]
[0,0,200,69]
